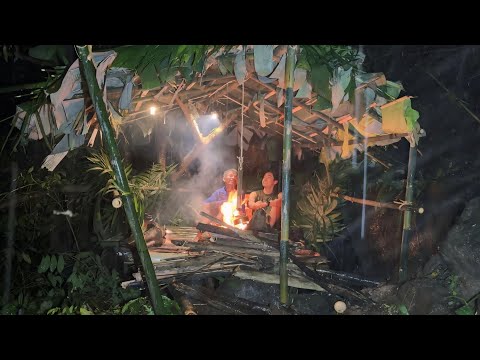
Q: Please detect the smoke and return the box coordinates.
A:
[153,110,238,226]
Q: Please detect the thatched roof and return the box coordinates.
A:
[12,45,423,170]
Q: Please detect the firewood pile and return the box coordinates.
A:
[123,213,381,315]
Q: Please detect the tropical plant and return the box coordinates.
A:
[1,251,139,315]
[446,275,477,315]
[293,173,345,248]
[0,250,181,315]
[112,45,230,88]
[87,149,176,227]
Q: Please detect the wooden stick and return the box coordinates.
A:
[196,222,243,239]
[171,282,272,315]
[170,282,250,315]
[168,285,197,315]
[249,76,340,130]
[347,133,409,145]
[332,193,423,213]
[199,211,263,243]
[183,242,279,258]
[175,96,204,142]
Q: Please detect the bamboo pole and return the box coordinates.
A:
[280,45,296,305]
[75,45,166,315]
[399,144,418,283]
[175,96,204,142]
[333,193,424,213]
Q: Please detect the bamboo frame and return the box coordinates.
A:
[76,45,166,315]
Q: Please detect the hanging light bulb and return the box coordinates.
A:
[150,106,157,115]
[210,112,218,120]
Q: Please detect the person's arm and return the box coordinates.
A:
[268,192,282,228]
[248,191,268,210]
[269,192,282,208]
[204,189,221,204]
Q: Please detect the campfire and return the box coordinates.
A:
[220,191,248,230]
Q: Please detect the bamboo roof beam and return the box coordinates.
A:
[175,95,204,142]
[249,76,340,130]
[134,90,150,111]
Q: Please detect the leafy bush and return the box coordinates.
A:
[293,174,345,248]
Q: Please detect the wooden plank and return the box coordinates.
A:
[232,268,325,292]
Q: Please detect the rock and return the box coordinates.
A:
[421,254,450,280]
[440,197,480,299]
[290,292,333,315]
[216,278,281,308]
[362,284,398,304]
[397,278,453,315]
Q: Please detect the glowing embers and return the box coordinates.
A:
[220,191,248,230]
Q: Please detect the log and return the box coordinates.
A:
[287,255,374,306]
[171,282,249,315]
[153,253,227,270]
[199,212,263,243]
[171,282,269,315]
[149,246,199,254]
[247,233,377,306]
[208,236,274,250]
[168,285,197,315]
[196,222,242,239]
[155,262,241,280]
[182,242,279,259]
[314,268,381,288]
[199,214,372,304]
[178,295,197,315]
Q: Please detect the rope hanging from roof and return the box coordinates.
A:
[237,82,245,171]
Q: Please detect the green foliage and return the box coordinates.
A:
[293,174,345,247]
[446,275,476,315]
[87,149,176,227]
[455,304,475,315]
[28,45,71,66]
[0,64,67,155]
[112,45,226,90]
[119,296,180,315]
[302,45,363,71]
[382,303,409,315]
[367,170,405,203]
[1,251,145,315]
[397,304,409,315]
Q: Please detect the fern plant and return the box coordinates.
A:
[87,149,176,228]
[293,174,345,249]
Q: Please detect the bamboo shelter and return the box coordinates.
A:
[7,45,425,310]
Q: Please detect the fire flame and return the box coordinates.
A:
[220,191,248,230]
